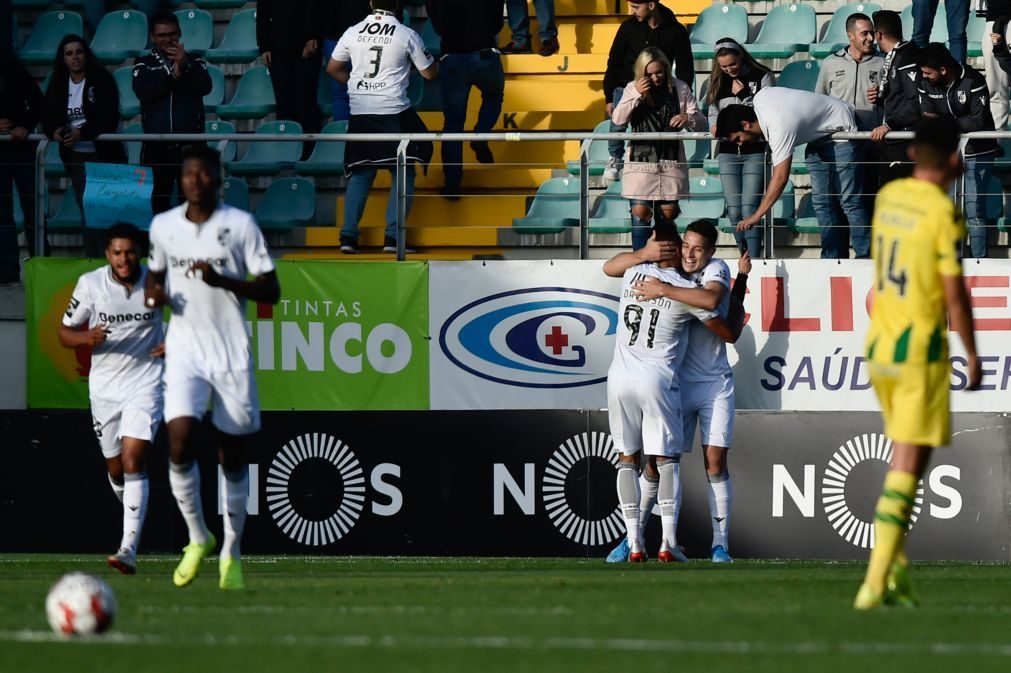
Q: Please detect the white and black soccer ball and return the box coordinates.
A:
[45,573,117,636]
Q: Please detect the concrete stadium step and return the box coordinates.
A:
[374,165,554,189]
[501,54,607,75]
[549,0,624,16]
[418,109,603,132]
[497,19,623,54]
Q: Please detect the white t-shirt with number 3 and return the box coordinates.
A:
[331,11,434,116]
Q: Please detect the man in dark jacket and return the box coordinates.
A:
[427,0,504,196]
[0,53,44,284]
[133,12,212,214]
[602,1,694,180]
[868,10,921,185]
[919,42,998,258]
[979,0,1011,128]
[257,0,323,142]
[322,0,371,121]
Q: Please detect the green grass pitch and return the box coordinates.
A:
[3,556,1010,673]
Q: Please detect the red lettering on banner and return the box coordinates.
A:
[761,277,820,332]
[965,276,1011,331]
[830,277,853,331]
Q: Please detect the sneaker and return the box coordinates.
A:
[107,548,136,576]
[538,37,560,57]
[603,157,622,181]
[471,141,494,164]
[657,545,690,563]
[605,538,630,563]
[853,583,884,610]
[710,545,734,563]
[500,41,532,55]
[885,562,919,608]
[383,236,416,254]
[441,184,462,201]
[340,236,360,254]
[172,534,216,587]
[219,556,245,590]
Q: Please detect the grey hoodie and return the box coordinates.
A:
[815,47,884,131]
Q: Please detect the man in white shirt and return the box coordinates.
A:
[59,223,164,575]
[716,87,872,259]
[145,145,280,591]
[326,0,439,254]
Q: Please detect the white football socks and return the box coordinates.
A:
[637,470,659,535]
[657,458,681,551]
[221,466,249,561]
[169,460,211,545]
[120,472,149,556]
[108,472,124,502]
[616,462,641,549]
[707,470,732,550]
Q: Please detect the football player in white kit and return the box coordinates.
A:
[145,145,280,590]
[59,223,164,575]
[603,222,741,563]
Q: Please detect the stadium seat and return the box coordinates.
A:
[674,176,726,229]
[227,120,303,177]
[175,8,213,56]
[206,120,238,162]
[683,137,710,169]
[719,180,795,232]
[690,4,749,59]
[216,65,276,120]
[205,9,259,64]
[790,144,808,175]
[790,192,820,234]
[256,178,316,232]
[745,4,816,59]
[967,12,986,58]
[44,141,67,178]
[223,177,250,211]
[115,67,141,119]
[809,3,882,58]
[17,11,84,65]
[90,10,148,65]
[49,184,83,231]
[204,65,226,113]
[566,121,611,176]
[588,181,631,233]
[512,177,581,234]
[295,120,347,177]
[778,60,821,92]
[898,5,948,46]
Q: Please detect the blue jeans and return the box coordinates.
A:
[608,87,626,163]
[962,154,995,258]
[719,152,766,258]
[806,140,871,259]
[342,166,416,240]
[629,199,676,251]
[440,51,505,188]
[507,0,557,46]
[323,39,350,122]
[912,0,969,63]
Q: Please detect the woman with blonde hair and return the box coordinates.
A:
[706,37,775,258]
[612,46,705,250]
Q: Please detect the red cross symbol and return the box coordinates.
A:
[544,325,569,355]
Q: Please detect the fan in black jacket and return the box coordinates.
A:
[321,0,371,121]
[257,0,324,140]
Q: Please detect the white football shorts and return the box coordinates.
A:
[607,374,683,457]
[164,359,261,436]
[91,393,163,459]
[681,375,735,452]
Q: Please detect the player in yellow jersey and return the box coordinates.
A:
[854,117,982,610]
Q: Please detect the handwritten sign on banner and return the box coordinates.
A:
[83,163,153,229]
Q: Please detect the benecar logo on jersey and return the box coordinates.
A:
[169,256,227,268]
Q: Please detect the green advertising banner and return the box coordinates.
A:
[26,259,429,410]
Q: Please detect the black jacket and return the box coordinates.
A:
[43,64,126,163]
[132,49,212,135]
[256,0,323,56]
[877,41,921,135]
[0,56,43,134]
[919,64,999,157]
[426,0,501,54]
[980,0,1011,19]
[603,4,694,95]
[323,0,372,41]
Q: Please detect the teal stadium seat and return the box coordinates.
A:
[227,120,303,177]
[809,3,882,58]
[512,177,581,234]
[295,120,348,177]
[317,70,333,118]
[45,141,67,178]
[588,181,632,234]
[206,9,259,64]
[204,65,226,113]
[791,192,819,234]
[175,8,213,56]
[91,10,148,65]
[115,67,141,119]
[791,144,808,175]
[206,120,238,162]
[566,121,611,176]
[967,12,986,58]
[122,122,143,165]
[223,177,250,211]
[674,176,726,230]
[18,11,84,65]
[745,4,816,59]
[49,184,83,231]
[778,60,820,92]
[216,65,276,120]
[690,4,749,59]
[256,178,316,232]
[682,137,709,169]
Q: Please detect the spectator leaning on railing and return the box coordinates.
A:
[706,37,774,259]
[918,42,998,259]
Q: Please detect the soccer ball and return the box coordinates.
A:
[45,573,117,636]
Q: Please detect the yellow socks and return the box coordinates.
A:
[863,470,917,595]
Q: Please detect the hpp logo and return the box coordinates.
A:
[439,288,619,388]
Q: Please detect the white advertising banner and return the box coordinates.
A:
[430,259,1011,411]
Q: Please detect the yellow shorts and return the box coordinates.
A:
[869,361,950,447]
